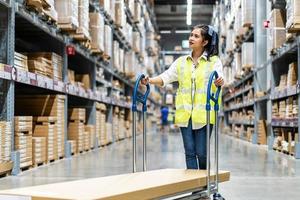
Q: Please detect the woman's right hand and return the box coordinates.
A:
[141,76,150,85]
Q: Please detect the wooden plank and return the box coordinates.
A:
[0,169,230,200]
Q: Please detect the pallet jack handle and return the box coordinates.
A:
[132,74,150,173]
[206,71,222,199]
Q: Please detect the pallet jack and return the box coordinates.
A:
[131,71,226,200]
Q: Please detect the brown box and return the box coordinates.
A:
[55,0,79,27]
[32,137,47,166]
[269,9,286,51]
[89,13,105,52]
[69,108,86,122]
[68,121,85,153]
[14,52,28,71]
[75,74,91,90]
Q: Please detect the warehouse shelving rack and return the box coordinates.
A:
[218,0,300,158]
[0,0,162,175]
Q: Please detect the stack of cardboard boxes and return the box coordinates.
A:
[33,116,57,162]
[32,137,47,166]
[268,9,286,54]
[55,0,79,30]
[0,122,12,163]
[14,116,33,169]
[14,52,28,71]
[68,108,85,153]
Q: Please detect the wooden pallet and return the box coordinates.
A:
[20,162,33,172]
[91,48,104,55]
[58,23,78,33]
[33,161,46,168]
[287,22,300,33]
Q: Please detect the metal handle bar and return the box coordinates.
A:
[206,70,221,111]
[132,74,150,112]
[132,74,150,173]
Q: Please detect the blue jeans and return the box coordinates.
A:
[180,119,213,169]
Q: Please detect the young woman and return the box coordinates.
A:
[141,24,224,170]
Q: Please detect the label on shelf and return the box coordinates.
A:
[16,68,29,84]
[28,72,37,85]
[53,80,65,92]
[44,77,53,90]
[36,74,47,88]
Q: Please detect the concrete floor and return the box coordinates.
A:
[0,130,300,200]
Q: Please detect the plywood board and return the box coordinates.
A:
[0,169,230,200]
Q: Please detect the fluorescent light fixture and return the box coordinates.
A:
[175,30,191,34]
[160,30,172,34]
[186,0,192,25]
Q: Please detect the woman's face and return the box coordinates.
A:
[189,28,208,50]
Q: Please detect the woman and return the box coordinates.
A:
[141,24,224,170]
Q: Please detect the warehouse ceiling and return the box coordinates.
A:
[154,0,216,31]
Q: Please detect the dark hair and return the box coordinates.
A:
[193,24,219,60]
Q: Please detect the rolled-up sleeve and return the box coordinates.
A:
[214,58,223,78]
[159,57,180,87]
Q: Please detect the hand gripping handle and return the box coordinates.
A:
[132,74,150,112]
[206,71,221,111]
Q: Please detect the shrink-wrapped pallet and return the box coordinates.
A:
[89,13,105,53]
[241,0,254,27]
[286,0,300,32]
[268,9,286,53]
[55,0,79,27]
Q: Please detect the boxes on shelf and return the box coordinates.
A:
[99,0,110,14]
[268,9,286,53]
[293,99,298,118]
[68,119,85,153]
[14,116,33,169]
[75,74,91,90]
[14,52,28,71]
[104,25,112,59]
[287,62,298,86]
[119,109,125,140]
[278,74,287,89]
[106,122,113,144]
[55,0,79,29]
[69,108,86,123]
[43,0,58,22]
[96,103,107,146]
[124,51,135,79]
[33,116,57,162]
[241,0,254,27]
[89,13,105,53]
[132,32,141,53]
[242,42,254,71]
[279,100,286,118]
[68,69,75,84]
[113,107,120,141]
[246,127,254,142]
[133,1,141,23]
[115,0,126,28]
[32,137,47,166]
[286,0,300,32]
[26,52,63,81]
[0,122,12,162]
[15,95,66,159]
[286,97,294,119]
[113,41,120,70]
[72,0,90,40]
[257,120,267,145]
[126,0,135,15]
[85,125,95,149]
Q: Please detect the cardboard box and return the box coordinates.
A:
[104,25,112,57]
[68,108,86,122]
[32,137,47,165]
[75,74,91,90]
[89,13,105,52]
[115,0,126,28]
[269,9,286,51]
[286,0,300,31]
[76,0,90,39]
[55,0,79,27]
[68,121,85,153]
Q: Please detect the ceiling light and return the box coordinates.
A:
[186,0,192,25]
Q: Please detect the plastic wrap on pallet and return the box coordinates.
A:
[225,29,234,52]
[286,0,300,30]
[234,52,242,75]
[134,1,141,23]
[125,23,133,46]
[55,0,78,27]
[89,13,105,52]
[132,31,141,53]
[234,7,243,35]
[43,0,58,22]
[78,0,90,39]
[268,9,286,53]
[104,25,112,57]
[115,0,126,28]
[242,42,254,70]
[113,41,120,70]
[124,51,135,78]
[99,0,110,13]
[241,0,254,27]
[127,0,135,15]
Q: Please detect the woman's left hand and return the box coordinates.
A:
[214,77,224,87]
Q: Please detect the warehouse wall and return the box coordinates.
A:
[160,33,190,51]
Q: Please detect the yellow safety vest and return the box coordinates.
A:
[175,55,221,127]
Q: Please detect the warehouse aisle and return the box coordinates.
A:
[0,130,300,200]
